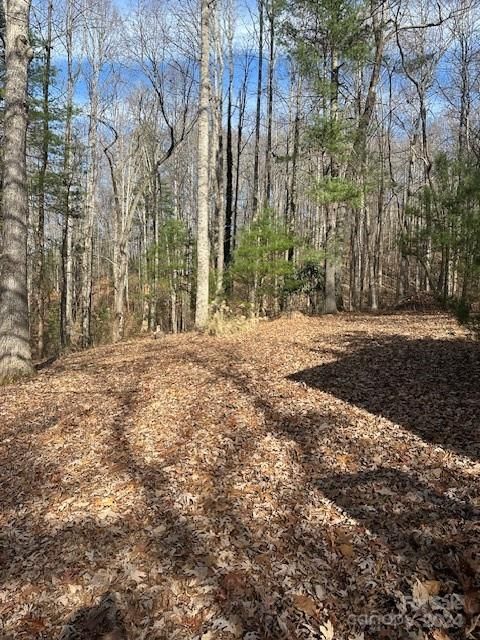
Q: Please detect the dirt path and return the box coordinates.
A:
[0,313,479,639]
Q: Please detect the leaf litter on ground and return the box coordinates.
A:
[0,312,478,640]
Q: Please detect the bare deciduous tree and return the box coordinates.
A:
[195,0,213,329]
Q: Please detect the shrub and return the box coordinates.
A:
[206,302,258,337]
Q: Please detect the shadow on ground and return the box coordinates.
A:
[0,326,479,640]
[288,336,480,462]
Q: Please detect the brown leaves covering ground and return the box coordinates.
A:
[0,313,479,640]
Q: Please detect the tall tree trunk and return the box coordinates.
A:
[60,200,74,347]
[251,0,264,217]
[224,0,234,269]
[365,191,378,311]
[324,49,339,314]
[372,146,385,309]
[105,131,144,343]
[264,0,274,206]
[351,0,385,162]
[152,184,159,330]
[195,0,212,329]
[456,2,471,158]
[81,78,99,348]
[112,239,128,342]
[350,209,360,309]
[287,73,301,262]
[0,0,34,382]
[233,61,248,253]
[140,207,149,332]
[60,0,76,349]
[80,0,112,348]
[324,204,337,313]
[35,0,53,358]
[213,8,225,298]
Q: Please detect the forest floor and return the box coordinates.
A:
[0,312,479,640]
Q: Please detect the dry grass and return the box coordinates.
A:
[206,306,258,337]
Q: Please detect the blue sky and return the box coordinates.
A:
[43,0,271,117]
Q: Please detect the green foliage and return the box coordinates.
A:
[432,154,480,264]
[451,297,471,324]
[25,31,71,219]
[311,176,361,207]
[446,297,480,338]
[45,299,61,355]
[231,215,327,314]
[158,218,189,275]
[306,116,352,157]
[231,210,297,299]
[283,0,370,67]
[92,300,112,346]
[280,0,373,178]
[405,152,480,301]
[147,216,190,291]
[284,249,325,298]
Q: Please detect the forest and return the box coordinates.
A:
[1,0,480,375]
[0,0,479,639]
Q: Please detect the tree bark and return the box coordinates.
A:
[195,0,212,329]
[224,0,234,269]
[104,122,145,343]
[35,0,53,359]
[81,79,99,348]
[213,7,224,298]
[287,73,301,262]
[251,0,264,217]
[324,49,339,314]
[233,59,249,253]
[0,0,34,382]
[264,0,275,206]
[60,0,76,349]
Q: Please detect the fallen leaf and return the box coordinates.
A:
[412,579,430,605]
[220,570,246,594]
[338,543,354,558]
[23,616,47,633]
[315,584,326,600]
[320,618,334,640]
[292,594,318,617]
[464,590,480,616]
[424,580,441,596]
